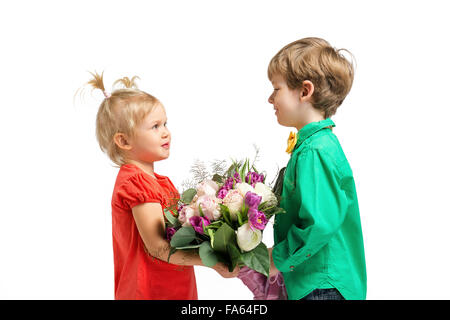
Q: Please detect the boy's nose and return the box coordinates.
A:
[268,93,274,104]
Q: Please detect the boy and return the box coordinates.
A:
[267,37,367,300]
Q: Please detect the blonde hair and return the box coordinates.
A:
[82,71,161,166]
[268,37,355,118]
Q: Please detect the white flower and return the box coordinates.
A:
[179,205,196,226]
[222,189,244,221]
[254,182,277,205]
[236,223,262,252]
[196,195,221,221]
[196,180,219,197]
[235,182,254,197]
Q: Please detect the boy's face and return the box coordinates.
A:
[268,73,303,128]
[129,104,171,163]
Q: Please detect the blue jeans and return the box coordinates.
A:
[301,288,345,300]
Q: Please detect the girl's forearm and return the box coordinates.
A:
[167,248,204,266]
[145,239,240,279]
[146,239,204,267]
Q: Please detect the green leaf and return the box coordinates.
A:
[240,159,247,182]
[207,228,215,248]
[212,174,224,184]
[236,204,248,227]
[170,226,196,248]
[272,167,286,198]
[199,241,219,267]
[181,188,197,204]
[205,220,223,229]
[212,223,236,254]
[227,243,242,272]
[174,243,202,250]
[164,208,180,228]
[236,210,244,227]
[263,207,286,221]
[167,247,177,263]
[219,204,233,227]
[198,204,204,217]
[228,160,241,177]
[240,242,270,277]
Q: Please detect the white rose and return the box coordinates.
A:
[236,223,262,252]
[196,180,219,197]
[235,182,254,197]
[254,182,277,205]
[222,189,244,220]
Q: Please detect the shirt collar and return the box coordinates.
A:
[295,118,335,149]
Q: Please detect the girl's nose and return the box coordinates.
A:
[162,126,170,137]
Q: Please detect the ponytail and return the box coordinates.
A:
[86,71,110,98]
[113,76,140,89]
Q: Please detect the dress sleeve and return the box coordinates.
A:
[116,172,161,209]
[272,147,349,272]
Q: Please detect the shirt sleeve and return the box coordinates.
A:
[115,172,161,209]
[272,147,349,272]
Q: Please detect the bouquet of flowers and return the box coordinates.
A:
[164,158,285,277]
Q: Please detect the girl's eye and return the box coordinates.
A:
[152,124,159,129]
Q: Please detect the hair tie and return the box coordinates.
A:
[103,90,111,98]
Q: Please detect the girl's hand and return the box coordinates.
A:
[212,262,240,278]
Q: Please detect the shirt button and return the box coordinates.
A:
[306,254,311,257]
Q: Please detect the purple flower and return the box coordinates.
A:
[177,202,186,212]
[233,172,242,184]
[217,187,229,199]
[166,227,176,241]
[223,178,232,190]
[248,208,268,231]
[245,191,262,209]
[245,172,265,187]
[217,172,242,199]
[189,216,211,234]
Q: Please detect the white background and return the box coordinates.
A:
[1,0,449,300]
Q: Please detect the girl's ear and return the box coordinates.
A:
[299,80,315,101]
[114,133,132,151]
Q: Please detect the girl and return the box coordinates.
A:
[85,71,238,300]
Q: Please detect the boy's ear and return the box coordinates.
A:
[299,80,314,101]
[114,133,132,151]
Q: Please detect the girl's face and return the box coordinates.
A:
[129,104,171,163]
[268,73,303,128]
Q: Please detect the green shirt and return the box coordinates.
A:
[273,119,367,300]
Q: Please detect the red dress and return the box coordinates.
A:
[111,163,198,300]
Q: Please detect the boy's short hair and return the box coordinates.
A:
[268,37,355,118]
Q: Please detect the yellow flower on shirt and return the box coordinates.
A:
[286,131,297,154]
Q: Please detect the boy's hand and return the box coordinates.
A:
[268,247,280,277]
[212,262,240,278]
